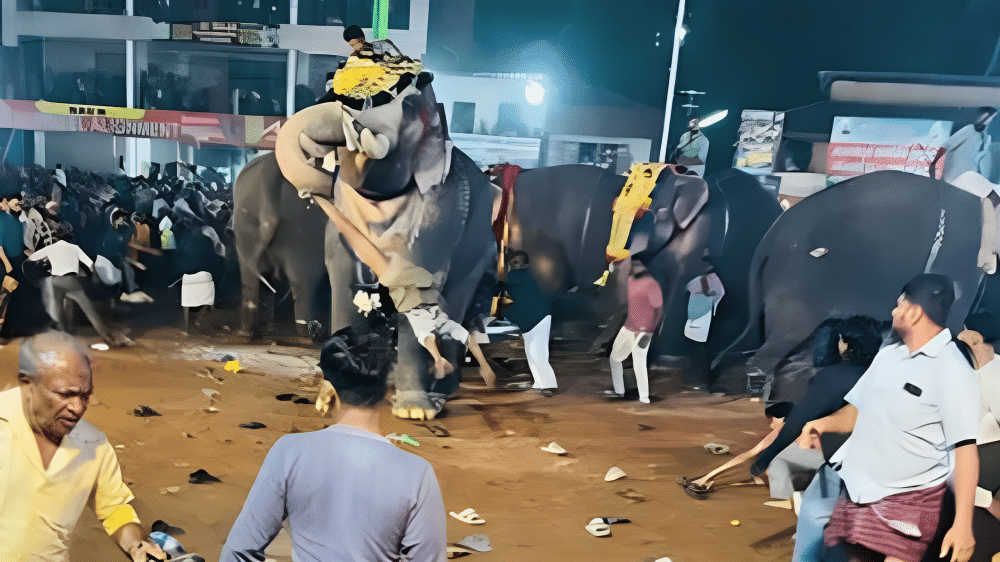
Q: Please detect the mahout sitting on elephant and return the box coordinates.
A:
[235,55,497,420]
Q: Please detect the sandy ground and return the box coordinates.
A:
[0,328,798,562]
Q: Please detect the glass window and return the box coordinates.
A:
[297,0,410,29]
[144,43,287,116]
[41,40,127,108]
[294,53,346,111]
[27,0,125,15]
[134,0,289,25]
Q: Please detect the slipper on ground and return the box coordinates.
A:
[590,517,631,525]
[586,521,612,536]
[454,534,492,552]
[685,483,713,500]
[703,442,729,455]
[449,508,486,525]
[605,467,627,482]
[541,442,567,455]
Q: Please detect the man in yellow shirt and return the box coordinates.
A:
[0,331,165,561]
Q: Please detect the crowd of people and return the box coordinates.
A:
[2,271,998,562]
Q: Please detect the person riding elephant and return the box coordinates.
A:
[241,60,497,420]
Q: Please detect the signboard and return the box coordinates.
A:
[733,110,784,172]
[170,22,279,47]
[0,100,283,150]
[826,116,952,178]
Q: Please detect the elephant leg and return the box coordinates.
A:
[238,261,261,338]
[286,265,322,341]
[390,314,442,421]
[326,229,357,334]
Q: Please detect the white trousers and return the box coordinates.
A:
[523,315,558,389]
[609,326,650,403]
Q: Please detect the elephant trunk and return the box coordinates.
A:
[276,101,396,200]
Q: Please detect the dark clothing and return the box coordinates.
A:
[503,268,549,333]
[751,362,866,476]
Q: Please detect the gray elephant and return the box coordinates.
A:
[233,153,330,341]
[501,164,780,384]
[712,170,984,401]
[265,71,497,420]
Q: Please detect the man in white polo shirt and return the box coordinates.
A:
[798,274,980,562]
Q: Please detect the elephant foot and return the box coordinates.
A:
[390,391,447,420]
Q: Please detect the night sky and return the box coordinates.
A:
[430,0,1000,172]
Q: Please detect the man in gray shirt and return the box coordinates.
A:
[221,326,447,562]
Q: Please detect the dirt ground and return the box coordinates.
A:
[0,328,798,562]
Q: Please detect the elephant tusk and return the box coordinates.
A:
[360,128,391,159]
[341,111,361,153]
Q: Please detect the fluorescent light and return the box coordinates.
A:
[698,109,728,128]
[677,26,688,42]
[525,80,545,106]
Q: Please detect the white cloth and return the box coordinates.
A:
[979,354,1000,445]
[832,329,981,504]
[27,240,93,277]
[684,273,725,343]
[93,255,122,286]
[181,271,215,307]
[403,304,468,345]
[523,315,557,390]
[609,326,651,402]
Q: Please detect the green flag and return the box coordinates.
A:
[372,0,388,40]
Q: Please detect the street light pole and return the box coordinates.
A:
[658,0,687,162]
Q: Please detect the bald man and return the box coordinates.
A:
[0,331,165,561]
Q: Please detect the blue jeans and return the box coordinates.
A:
[793,464,846,562]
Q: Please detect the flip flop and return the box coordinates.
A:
[590,517,631,525]
[450,508,486,525]
[703,442,729,455]
[685,482,714,500]
[605,467,627,482]
[585,523,611,537]
[454,534,492,552]
[416,423,451,437]
[676,476,705,487]
[446,546,473,559]
[460,380,534,392]
[540,442,567,455]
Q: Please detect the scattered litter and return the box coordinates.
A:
[188,469,221,484]
[541,442,567,455]
[454,534,492,552]
[203,407,218,414]
[648,464,657,468]
[704,442,730,455]
[449,508,486,525]
[605,467,627,482]
[750,397,760,402]
[417,423,450,437]
[638,424,654,431]
[590,517,631,525]
[201,388,220,400]
[221,354,236,362]
[585,522,611,537]
[293,397,312,404]
[730,519,741,526]
[276,393,296,401]
[654,558,673,562]
[133,405,161,417]
[174,463,189,467]
[224,360,242,373]
[615,488,646,503]
[386,433,420,446]
[90,343,110,351]
[239,422,267,429]
[159,486,180,494]
[182,432,193,438]
[114,444,125,449]
[505,430,516,435]
[136,442,144,446]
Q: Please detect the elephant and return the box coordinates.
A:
[500,165,780,385]
[240,70,498,420]
[712,170,985,401]
[233,153,331,340]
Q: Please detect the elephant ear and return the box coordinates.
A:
[410,83,450,195]
[672,174,710,230]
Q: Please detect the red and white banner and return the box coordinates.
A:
[826,116,952,178]
[0,100,284,150]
